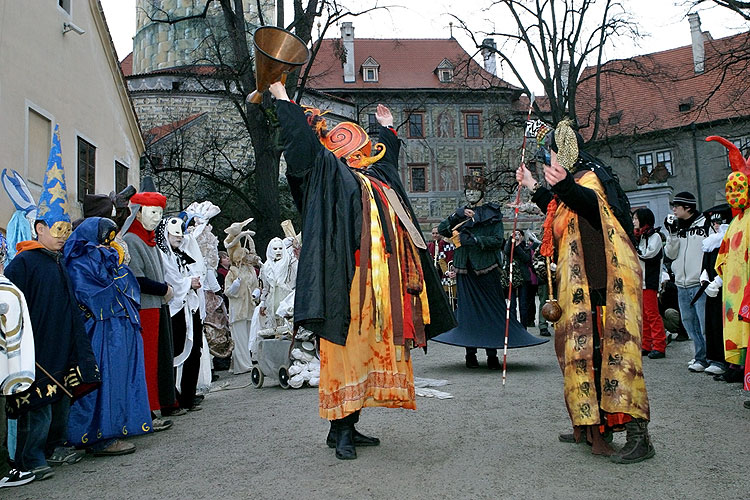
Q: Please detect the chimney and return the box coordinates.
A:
[341,22,355,83]
[560,60,570,96]
[481,38,497,76]
[688,13,705,74]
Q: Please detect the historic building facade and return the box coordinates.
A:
[305,23,529,227]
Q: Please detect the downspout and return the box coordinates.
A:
[691,123,703,208]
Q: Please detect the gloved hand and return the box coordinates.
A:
[699,269,710,284]
[664,214,678,234]
[705,276,723,298]
[460,232,477,246]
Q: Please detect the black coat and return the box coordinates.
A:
[276,100,455,345]
[5,246,100,416]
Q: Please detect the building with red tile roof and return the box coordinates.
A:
[304,23,530,226]
[576,13,750,216]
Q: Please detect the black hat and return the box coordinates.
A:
[672,191,697,209]
[705,203,733,224]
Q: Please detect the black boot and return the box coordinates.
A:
[329,417,356,460]
[327,411,380,447]
[487,355,501,370]
[465,348,479,369]
[610,419,655,464]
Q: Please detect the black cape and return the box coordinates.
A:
[5,246,100,417]
[276,100,456,345]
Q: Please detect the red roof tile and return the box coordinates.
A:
[577,30,750,140]
[144,113,205,144]
[120,52,133,76]
[307,38,516,91]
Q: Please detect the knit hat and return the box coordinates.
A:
[672,191,697,209]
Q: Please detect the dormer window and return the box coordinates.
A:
[361,56,380,82]
[679,97,694,112]
[436,58,455,83]
[607,111,622,125]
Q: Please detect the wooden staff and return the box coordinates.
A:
[502,93,535,387]
[35,362,74,398]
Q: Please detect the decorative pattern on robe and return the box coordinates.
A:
[715,210,750,389]
[552,171,649,425]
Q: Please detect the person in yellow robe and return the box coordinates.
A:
[517,120,653,464]
[706,135,750,404]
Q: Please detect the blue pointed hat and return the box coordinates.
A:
[36,124,72,239]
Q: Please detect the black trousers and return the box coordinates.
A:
[171,309,203,409]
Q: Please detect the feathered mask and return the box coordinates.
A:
[706,135,750,210]
[303,106,386,169]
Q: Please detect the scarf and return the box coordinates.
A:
[129,218,156,247]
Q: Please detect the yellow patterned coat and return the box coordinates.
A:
[551,171,650,425]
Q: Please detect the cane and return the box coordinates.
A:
[502,94,535,386]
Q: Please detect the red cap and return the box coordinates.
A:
[131,192,167,208]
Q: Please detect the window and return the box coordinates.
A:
[464,112,482,139]
[368,113,378,134]
[115,161,129,193]
[408,113,425,138]
[608,112,622,125]
[363,67,378,82]
[58,0,71,15]
[732,136,750,159]
[27,107,52,185]
[171,81,181,91]
[439,69,453,82]
[77,137,96,202]
[637,149,672,176]
[409,164,427,192]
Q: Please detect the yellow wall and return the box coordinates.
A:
[0,0,143,226]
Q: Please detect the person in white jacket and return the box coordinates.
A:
[633,208,667,358]
[663,192,710,372]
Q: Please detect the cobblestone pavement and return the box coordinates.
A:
[18,330,749,499]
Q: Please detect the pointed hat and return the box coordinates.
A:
[37,124,72,239]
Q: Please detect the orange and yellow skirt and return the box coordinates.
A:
[318,265,416,420]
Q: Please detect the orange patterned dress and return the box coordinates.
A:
[318,172,430,420]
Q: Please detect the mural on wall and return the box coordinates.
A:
[437,111,455,138]
[439,165,457,191]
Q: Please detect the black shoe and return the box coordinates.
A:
[330,420,356,460]
[487,355,501,370]
[465,353,479,369]
[641,349,649,356]
[673,333,689,342]
[539,328,551,337]
[647,350,665,359]
[610,420,655,464]
[744,400,750,409]
[327,428,380,448]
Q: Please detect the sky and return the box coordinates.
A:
[101,0,749,92]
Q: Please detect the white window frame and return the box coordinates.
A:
[114,159,130,193]
[637,149,673,176]
[363,67,378,82]
[439,69,453,82]
[731,135,750,164]
[24,100,55,187]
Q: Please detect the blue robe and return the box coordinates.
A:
[64,218,152,446]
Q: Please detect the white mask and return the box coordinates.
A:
[138,206,164,231]
[465,189,483,204]
[272,242,284,261]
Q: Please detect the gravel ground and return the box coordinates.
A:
[16,330,749,500]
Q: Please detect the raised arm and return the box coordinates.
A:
[270,82,324,178]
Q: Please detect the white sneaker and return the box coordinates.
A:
[687,359,695,367]
[688,362,706,372]
[705,364,726,375]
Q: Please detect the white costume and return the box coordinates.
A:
[225,235,260,374]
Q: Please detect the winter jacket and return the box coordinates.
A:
[637,232,663,290]
[664,214,709,288]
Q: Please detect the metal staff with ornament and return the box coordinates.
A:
[501,94,535,386]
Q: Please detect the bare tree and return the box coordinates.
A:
[691,0,750,20]
[451,0,641,135]
[139,0,387,250]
